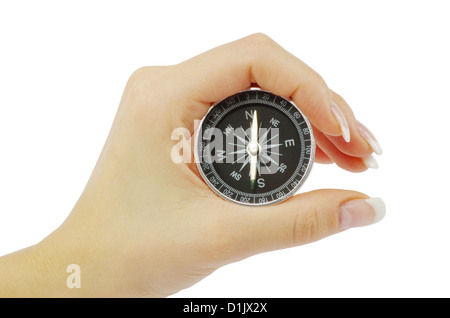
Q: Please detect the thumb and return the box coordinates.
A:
[225,189,385,259]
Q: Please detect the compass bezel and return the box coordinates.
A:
[194,89,315,206]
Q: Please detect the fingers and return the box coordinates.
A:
[170,33,383,170]
[316,91,383,169]
[174,33,342,137]
[327,91,380,158]
[224,190,385,259]
[313,127,368,172]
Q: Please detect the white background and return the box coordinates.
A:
[1,1,449,297]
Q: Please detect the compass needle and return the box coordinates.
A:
[248,110,259,190]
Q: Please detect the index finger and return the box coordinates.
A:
[175,33,342,137]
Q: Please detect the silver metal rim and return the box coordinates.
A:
[194,89,315,207]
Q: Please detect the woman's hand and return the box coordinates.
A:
[0,33,384,297]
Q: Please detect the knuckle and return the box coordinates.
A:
[299,80,330,120]
[248,32,273,43]
[316,74,329,93]
[331,91,348,108]
[125,67,151,93]
[117,66,175,138]
[128,66,149,83]
[242,33,276,51]
[292,208,321,245]
[121,66,172,117]
[126,66,170,93]
[126,66,167,92]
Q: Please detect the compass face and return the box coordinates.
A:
[194,89,315,206]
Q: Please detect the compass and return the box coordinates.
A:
[194,89,315,206]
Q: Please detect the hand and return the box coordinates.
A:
[0,33,385,297]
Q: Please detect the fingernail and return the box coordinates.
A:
[331,101,351,143]
[356,121,383,155]
[362,154,379,169]
[339,197,386,230]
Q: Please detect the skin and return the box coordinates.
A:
[0,34,377,297]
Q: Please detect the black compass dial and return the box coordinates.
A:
[195,89,315,206]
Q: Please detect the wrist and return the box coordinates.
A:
[0,221,120,297]
[36,220,126,297]
[0,239,73,297]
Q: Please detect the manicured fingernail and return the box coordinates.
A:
[356,121,383,155]
[331,101,351,143]
[339,197,386,230]
[362,154,379,169]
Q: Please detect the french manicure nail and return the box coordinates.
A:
[331,101,351,143]
[356,121,383,155]
[362,154,379,169]
[339,197,386,230]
